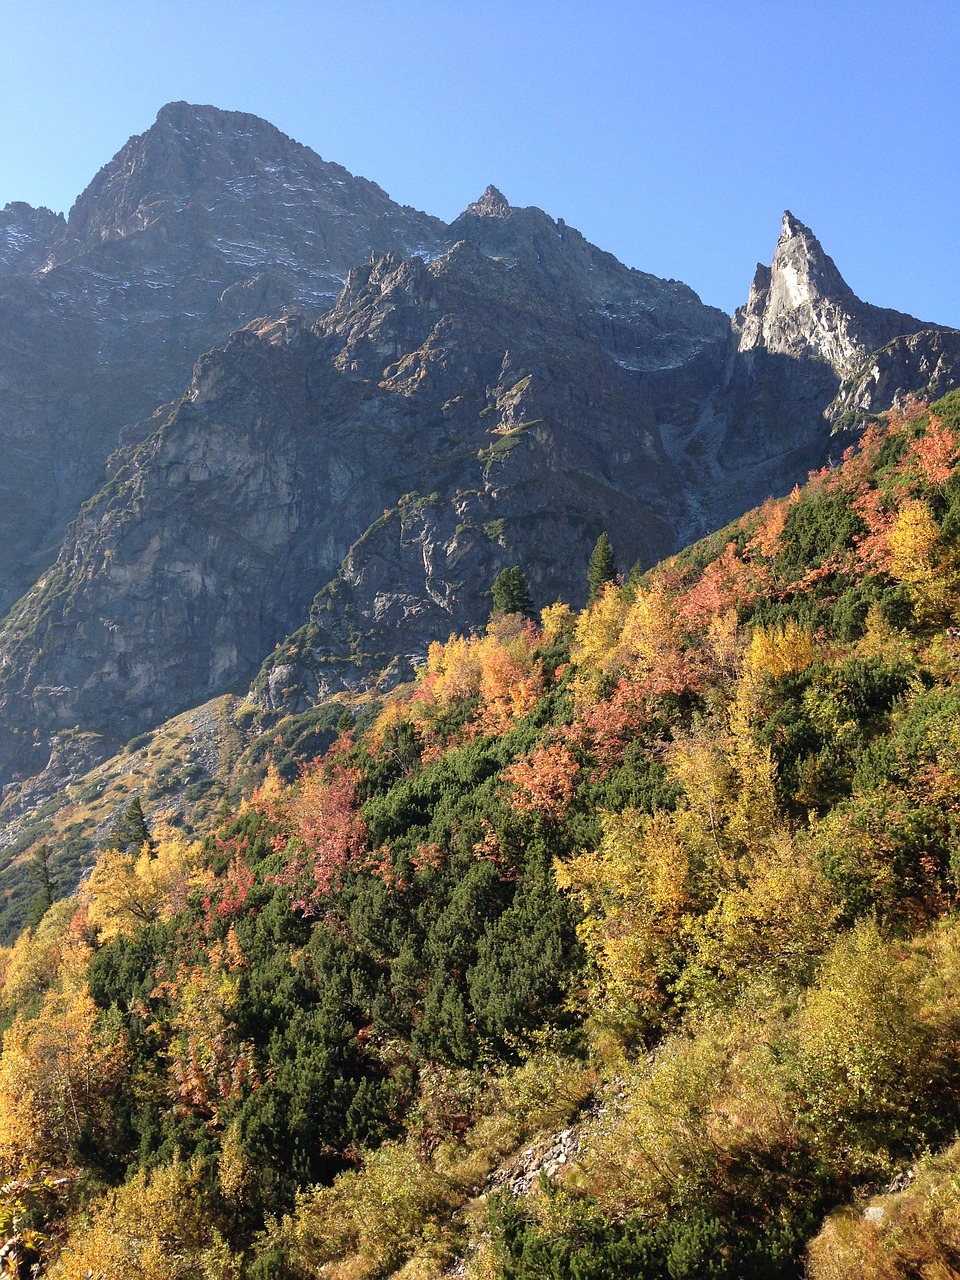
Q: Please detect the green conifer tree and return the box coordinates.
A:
[587,532,617,601]
[24,843,55,928]
[109,796,153,854]
[491,566,534,618]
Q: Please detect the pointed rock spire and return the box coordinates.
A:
[735,210,932,375]
[461,185,512,219]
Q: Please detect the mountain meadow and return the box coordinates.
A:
[4,391,960,1277]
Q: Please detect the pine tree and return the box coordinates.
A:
[587,532,617,601]
[24,843,55,928]
[109,796,152,854]
[490,566,533,618]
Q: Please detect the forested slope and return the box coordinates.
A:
[4,392,960,1278]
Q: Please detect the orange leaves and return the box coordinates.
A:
[288,761,366,865]
[476,638,542,735]
[154,927,257,1125]
[203,850,256,922]
[851,484,897,575]
[505,742,578,821]
[684,540,759,620]
[272,748,368,913]
[908,412,960,490]
[391,614,545,747]
[745,496,791,562]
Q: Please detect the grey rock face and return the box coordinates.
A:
[734,211,935,375]
[830,328,960,423]
[1,104,958,799]
[0,203,64,276]
[0,102,445,613]
[0,190,729,771]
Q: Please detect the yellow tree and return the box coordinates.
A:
[0,979,127,1176]
[731,619,817,739]
[618,580,695,699]
[556,806,713,1029]
[45,1157,239,1280]
[887,496,958,624]
[572,583,628,685]
[0,898,86,1013]
[82,825,207,943]
[540,600,577,645]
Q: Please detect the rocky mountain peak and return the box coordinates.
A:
[54,101,443,269]
[59,102,329,256]
[462,185,513,218]
[735,209,934,376]
[771,210,855,309]
[0,103,447,615]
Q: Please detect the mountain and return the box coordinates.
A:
[669,211,956,540]
[1,105,958,811]
[735,210,933,372]
[0,102,444,613]
[0,190,729,780]
[7,393,960,1278]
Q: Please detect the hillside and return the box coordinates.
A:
[4,393,960,1277]
[3,144,958,823]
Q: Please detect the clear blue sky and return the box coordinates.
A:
[1,0,957,325]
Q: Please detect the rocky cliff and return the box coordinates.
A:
[0,189,731,769]
[0,102,444,612]
[1,107,958,797]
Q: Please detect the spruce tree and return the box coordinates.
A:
[587,532,616,601]
[490,566,533,618]
[25,843,55,928]
[109,796,152,854]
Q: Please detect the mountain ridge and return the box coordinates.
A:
[0,102,446,612]
[1,102,959,830]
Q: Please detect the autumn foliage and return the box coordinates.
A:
[4,392,960,1277]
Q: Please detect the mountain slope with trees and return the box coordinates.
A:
[3,392,960,1278]
[3,162,958,819]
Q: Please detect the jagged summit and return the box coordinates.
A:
[735,208,936,374]
[58,100,417,258]
[0,103,446,614]
[772,210,857,306]
[461,184,512,218]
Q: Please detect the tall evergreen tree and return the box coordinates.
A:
[24,843,55,928]
[109,796,153,854]
[490,566,534,618]
[587,532,617,601]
